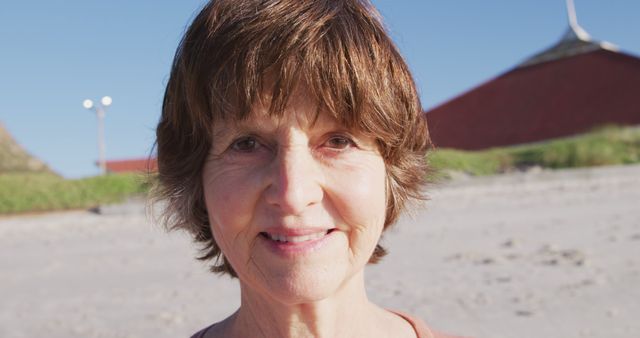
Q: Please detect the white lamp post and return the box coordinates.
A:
[83,96,112,175]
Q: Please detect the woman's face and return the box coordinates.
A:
[202,91,387,304]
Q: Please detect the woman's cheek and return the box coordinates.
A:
[325,156,387,229]
[204,164,261,233]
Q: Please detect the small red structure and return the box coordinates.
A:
[104,157,157,174]
[425,13,640,150]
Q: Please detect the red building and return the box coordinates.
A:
[425,11,640,150]
[104,157,157,174]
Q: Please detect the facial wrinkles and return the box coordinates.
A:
[204,147,261,275]
[318,145,386,263]
[258,119,380,223]
[205,123,312,280]
[205,101,387,282]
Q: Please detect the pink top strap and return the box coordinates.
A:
[389,310,470,338]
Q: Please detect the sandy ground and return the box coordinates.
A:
[1,164,639,338]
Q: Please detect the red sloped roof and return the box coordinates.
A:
[425,49,640,150]
[104,158,157,173]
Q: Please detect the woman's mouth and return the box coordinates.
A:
[259,229,337,256]
[260,229,334,243]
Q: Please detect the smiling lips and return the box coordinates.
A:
[262,230,330,243]
[259,228,336,254]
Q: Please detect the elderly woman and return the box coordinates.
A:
[155,0,461,337]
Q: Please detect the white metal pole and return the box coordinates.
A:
[565,0,591,41]
[566,0,578,29]
[97,106,107,175]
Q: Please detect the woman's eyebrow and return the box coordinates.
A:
[235,121,278,135]
[213,119,275,140]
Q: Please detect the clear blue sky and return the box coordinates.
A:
[1,0,638,178]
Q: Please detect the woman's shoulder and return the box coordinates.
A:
[189,322,218,338]
[190,325,210,338]
[390,310,471,338]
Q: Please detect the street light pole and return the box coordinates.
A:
[83,96,112,175]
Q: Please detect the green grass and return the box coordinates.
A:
[0,173,150,214]
[429,125,640,177]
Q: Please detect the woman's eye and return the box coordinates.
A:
[325,135,354,150]
[231,136,260,152]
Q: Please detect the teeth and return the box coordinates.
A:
[266,231,328,243]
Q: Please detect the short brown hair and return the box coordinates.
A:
[155,0,431,276]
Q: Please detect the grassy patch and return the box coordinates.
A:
[429,149,504,177]
[429,125,640,177]
[0,173,151,214]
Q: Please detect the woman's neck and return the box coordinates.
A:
[212,270,411,338]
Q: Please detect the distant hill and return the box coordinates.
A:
[0,122,54,174]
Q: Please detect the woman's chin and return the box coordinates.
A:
[233,231,368,305]
[266,274,344,304]
[244,262,352,305]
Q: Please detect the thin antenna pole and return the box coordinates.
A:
[565,0,591,41]
[566,0,578,28]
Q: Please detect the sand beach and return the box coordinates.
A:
[1,164,639,338]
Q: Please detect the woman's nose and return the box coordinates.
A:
[264,145,324,215]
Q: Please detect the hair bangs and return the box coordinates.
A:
[198,0,393,137]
